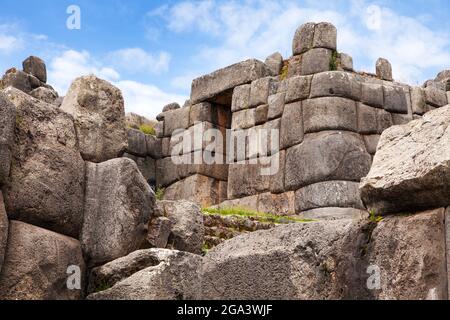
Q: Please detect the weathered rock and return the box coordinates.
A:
[127,128,147,157]
[162,102,180,113]
[292,22,315,55]
[313,22,337,50]
[376,58,393,81]
[303,97,357,133]
[146,134,162,159]
[146,216,172,249]
[280,101,303,149]
[285,131,371,190]
[0,92,15,185]
[1,69,39,93]
[285,75,311,103]
[231,108,256,130]
[125,112,155,129]
[60,75,127,162]
[0,221,85,300]
[231,84,251,112]
[87,249,202,300]
[383,84,408,114]
[340,53,353,71]
[265,52,283,76]
[157,200,204,254]
[255,104,268,125]
[363,135,380,155]
[258,192,295,216]
[163,106,190,137]
[267,92,285,120]
[2,87,84,238]
[301,48,332,75]
[227,161,271,199]
[297,207,368,220]
[123,153,156,183]
[310,71,361,101]
[295,181,365,212]
[361,82,384,108]
[367,209,448,300]
[30,86,59,104]
[191,59,269,104]
[411,87,426,115]
[250,77,276,107]
[202,219,370,300]
[360,106,450,214]
[81,158,155,267]
[22,56,47,83]
[424,87,447,107]
[357,103,393,134]
[0,192,7,273]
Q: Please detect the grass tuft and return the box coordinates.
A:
[139,124,156,136]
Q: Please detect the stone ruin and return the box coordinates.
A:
[0,22,449,300]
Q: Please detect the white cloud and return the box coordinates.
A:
[0,34,22,53]
[108,48,171,74]
[47,49,185,119]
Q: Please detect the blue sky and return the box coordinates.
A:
[1,0,449,118]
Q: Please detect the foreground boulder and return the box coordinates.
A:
[0,92,15,185]
[360,105,450,214]
[30,86,58,104]
[81,158,155,267]
[2,87,85,238]
[87,249,202,300]
[0,221,85,300]
[60,75,128,163]
[149,200,204,255]
[0,192,7,273]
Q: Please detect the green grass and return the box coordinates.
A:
[280,64,289,80]
[369,209,383,223]
[202,242,211,256]
[329,50,339,71]
[139,124,156,136]
[155,187,165,201]
[202,207,314,224]
[95,281,112,293]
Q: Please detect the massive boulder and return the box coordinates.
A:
[360,105,450,214]
[1,87,85,238]
[60,75,128,163]
[0,92,16,185]
[1,68,41,94]
[81,158,155,267]
[22,56,47,83]
[0,192,8,274]
[30,86,58,104]
[87,249,202,300]
[153,200,205,255]
[0,221,85,300]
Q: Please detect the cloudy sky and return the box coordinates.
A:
[1,0,449,118]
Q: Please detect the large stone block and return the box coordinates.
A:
[0,221,85,300]
[87,249,202,300]
[81,158,155,267]
[30,86,59,104]
[357,103,393,134]
[258,191,295,216]
[0,92,15,185]
[189,102,231,128]
[360,106,450,214]
[285,131,371,190]
[340,53,354,71]
[424,87,447,107]
[363,135,380,155]
[22,56,47,83]
[295,181,365,212]
[163,106,190,137]
[280,101,303,149]
[191,59,270,104]
[411,87,426,115]
[0,192,7,274]
[297,207,367,220]
[313,22,337,50]
[250,77,276,107]
[60,75,128,162]
[231,84,251,112]
[376,58,393,81]
[292,22,315,55]
[2,87,85,238]
[285,75,311,103]
[156,157,180,187]
[300,48,332,75]
[127,128,147,157]
[383,84,408,114]
[227,160,271,199]
[367,209,448,300]
[123,153,156,183]
[267,92,285,120]
[146,134,162,159]
[361,82,384,108]
[310,71,361,101]
[231,108,256,130]
[265,52,283,76]
[1,69,40,93]
[303,97,357,133]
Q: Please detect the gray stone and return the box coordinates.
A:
[157,200,204,254]
[265,52,283,76]
[391,112,413,125]
[155,121,164,138]
[361,82,384,108]
[87,249,202,300]
[411,87,426,115]
[258,191,295,215]
[269,150,285,193]
[231,84,251,112]
[280,101,303,149]
[0,92,15,185]
[363,135,380,155]
[146,216,172,249]
[0,192,7,274]
[292,22,315,55]
[81,158,155,267]
[367,209,448,300]
[156,157,180,187]
[297,207,368,220]
[360,106,450,214]
[146,134,162,159]
[231,108,256,130]
[267,93,285,120]
[2,87,84,238]
[163,106,190,137]
[127,128,147,157]
[1,69,39,93]
[295,181,365,212]
[310,71,361,100]
[30,86,58,104]
[423,80,445,91]
[191,59,270,104]
[383,85,408,114]
[189,102,230,128]
[303,97,357,133]
[227,161,270,199]
[287,55,303,78]
[22,56,47,83]
[313,22,337,50]
[60,75,128,162]
[255,104,268,125]
[123,153,156,183]
[301,48,332,75]
[357,103,393,134]
[424,87,447,107]
[162,102,180,113]
[0,221,85,300]
[340,53,353,71]
[376,58,393,81]
[446,207,450,299]
[250,77,276,108]
[285,75,311,103]
[285,131,371,190]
